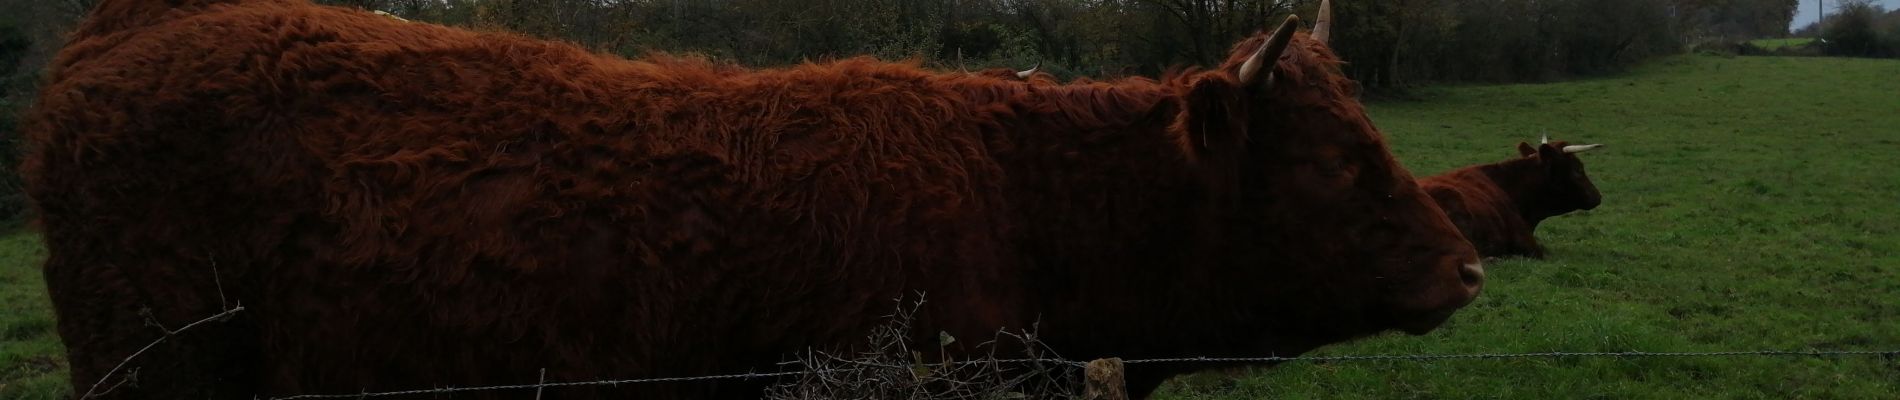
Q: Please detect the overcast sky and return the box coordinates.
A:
[1791,0,1900,31]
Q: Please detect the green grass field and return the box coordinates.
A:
[1748,37,1817,51]
[1158,54,1900,398]
[0,230,62,398]
[2,54,1898,399]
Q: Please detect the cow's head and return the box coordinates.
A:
[955,48,1043,81]
[1172,1,1482,342]
[1517,134,1605,211]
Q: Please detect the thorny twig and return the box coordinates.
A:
[81,303,245,399]
[81,258,245,399]
[763,295,1082,400]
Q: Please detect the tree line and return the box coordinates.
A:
[301,0,1800,88]
[1800,0,1900,58]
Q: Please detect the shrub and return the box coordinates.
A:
[0,24,34,224]
[1820,0,1900,57]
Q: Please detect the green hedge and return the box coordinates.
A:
[0,25,30,224]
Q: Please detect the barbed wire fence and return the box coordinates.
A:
[240,349,1899,400]
[74,291,1900,400]
[758,296,1083,400]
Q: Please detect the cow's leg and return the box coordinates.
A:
[41,232,257,400]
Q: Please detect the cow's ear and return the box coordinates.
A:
[1535,144,1567,172]
[1516,142,1537,157]
[1174,75,1249,163]
[1537,143,1565,159]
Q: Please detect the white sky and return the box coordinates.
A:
[1792,0,1900,31]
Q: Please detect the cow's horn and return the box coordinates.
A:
[1016,61,1041,79]
[957,48,969,73]
[1541,133,1550,144]
[374,10,409,22]
[1563,144,1604,153]
[1313,0,1333,44]
[1239,15,1301,86]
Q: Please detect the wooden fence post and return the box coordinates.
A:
[1082,357,1127,400]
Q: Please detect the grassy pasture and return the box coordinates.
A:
[1158,54,1900,398]
[0,231,61,398]
[1748,37,1818,51]
[3,54,1898,399]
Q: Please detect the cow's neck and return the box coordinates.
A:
[1479,159,1559,227]
[954,79,1237,348]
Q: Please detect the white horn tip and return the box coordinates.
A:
[1562,144,1605,153]
[1017,62,1041,79]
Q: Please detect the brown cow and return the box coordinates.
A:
[952,47,1042,81]
[966,61,1049,82]
[985,62,1043,79]
[23,0,1480,398]
[1420,135,1605,258]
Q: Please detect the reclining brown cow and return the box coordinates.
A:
[1420,134,1605,258]
[954,47,1045,81]
[24,0,1481,398]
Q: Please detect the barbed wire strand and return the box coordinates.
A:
[1117,349,1900,364]
[265,370,806,399]
[261,348,1898,399]
[778,356,1091,369]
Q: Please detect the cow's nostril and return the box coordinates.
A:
[1460,262,1485,288]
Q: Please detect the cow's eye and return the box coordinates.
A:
[1318,159,1349,176]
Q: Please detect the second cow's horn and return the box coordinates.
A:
[1017,61,1041,79]
[1238,15,1302,86]
[1313,0,1333,44]
[1563,144,1605,153]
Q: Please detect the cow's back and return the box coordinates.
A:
[1419,170,1540,258]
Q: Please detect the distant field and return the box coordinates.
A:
[1158,55,1900,398]
[1749,37,1817,50]
[3,55,1898,399]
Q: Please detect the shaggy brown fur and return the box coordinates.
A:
[1420,140,1603,258]
[23,1,1483,398]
